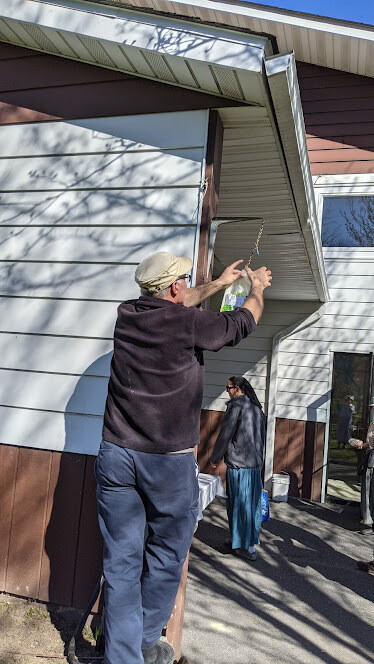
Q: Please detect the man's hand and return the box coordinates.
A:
[184,259,244,307]
[241,266,272,323]
[245,266,272,290]
[216,260,244,288]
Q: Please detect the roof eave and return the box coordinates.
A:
[265,52,329,303]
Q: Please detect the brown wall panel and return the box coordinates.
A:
[5,447,52,598]
[311,422,325,502]
[196,110,224,287]
[72,456,103,610]
[307,136,374,151]
[309,148,374,163]
[0,103,57,125]
[297,61,374,175]
[41,451,86,606]
[310,162,374,175]
[198,409,225,484]
[0,42,240,126]
[1,54,129,91]
[273,417,289,475]
[287,420,305,497]
[306,122,374,139]
[0,445,19,589]
[0,43,35,59]
[273,418,326,500]
[301,85,374,101]
[0,444,98,608]
[302,97,374,114]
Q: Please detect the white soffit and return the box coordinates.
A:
[214,105,327,301]
[0,0,272,104]
[117,0,374,77]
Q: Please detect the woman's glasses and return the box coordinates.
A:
[226,385,236,392]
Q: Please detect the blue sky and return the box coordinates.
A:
[243,1,374,26]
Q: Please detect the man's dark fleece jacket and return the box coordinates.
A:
[102,295,256,453]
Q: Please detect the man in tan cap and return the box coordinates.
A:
[95,251,271,664]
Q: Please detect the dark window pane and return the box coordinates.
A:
[329,353,371,462]
[321,196,374,247]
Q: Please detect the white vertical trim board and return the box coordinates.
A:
[0,109,208,455]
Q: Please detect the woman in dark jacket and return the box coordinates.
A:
[210,376,266,561]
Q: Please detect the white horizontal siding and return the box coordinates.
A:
[0,298,118,338]
[0,113,208,156]
[0,262,140,300]
[203,300,318,412]
[0,189,200,227]
[278,351,330,369]
[0,333,112,375]
[276,251,374,422]
[1,110,208,454]
[0,407,102,456]
[328,288,374,303]
[0,226,197,263]
[0,369,107,416]
[0,151,203,191]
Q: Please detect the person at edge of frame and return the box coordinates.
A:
[356,402,374,575]
[95,250,272,664]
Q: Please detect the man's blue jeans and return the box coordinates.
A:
[95,440,199,664]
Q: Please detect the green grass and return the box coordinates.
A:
[328,437,359,463]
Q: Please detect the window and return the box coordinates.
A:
[321,195,374,247]
[314,174,374,250]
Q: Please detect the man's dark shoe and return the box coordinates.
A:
[357,528,374,536]
[142,639,175,664]
[356,560,374,574]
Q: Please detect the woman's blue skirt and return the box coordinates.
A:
[226,466,262,549]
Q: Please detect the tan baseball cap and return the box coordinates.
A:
[135,251,193,293]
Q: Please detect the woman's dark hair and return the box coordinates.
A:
[229,376,262,410]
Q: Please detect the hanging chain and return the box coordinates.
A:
[245,218,266,268]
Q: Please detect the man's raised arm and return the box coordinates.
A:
[183,260,243,307]
[241,266,272,323]
[184,260,272,324]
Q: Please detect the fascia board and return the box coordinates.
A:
[265,51,329,303]
[0,0,269,72]
[160,0,374,42]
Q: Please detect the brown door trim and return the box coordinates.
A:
[195,110,224,287]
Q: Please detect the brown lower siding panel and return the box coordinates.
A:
[40,451,87,606]
[196,110,223,287]
[0,442,193,653]
[297,62,374,176]
[0,445,19,590]
[5,447,52,598]
[0,41,241,126]
[72,456,103,609]
[198,409,225,484]
[0,444,99,608]
[273,418,326,501]
[310,161,374,175]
